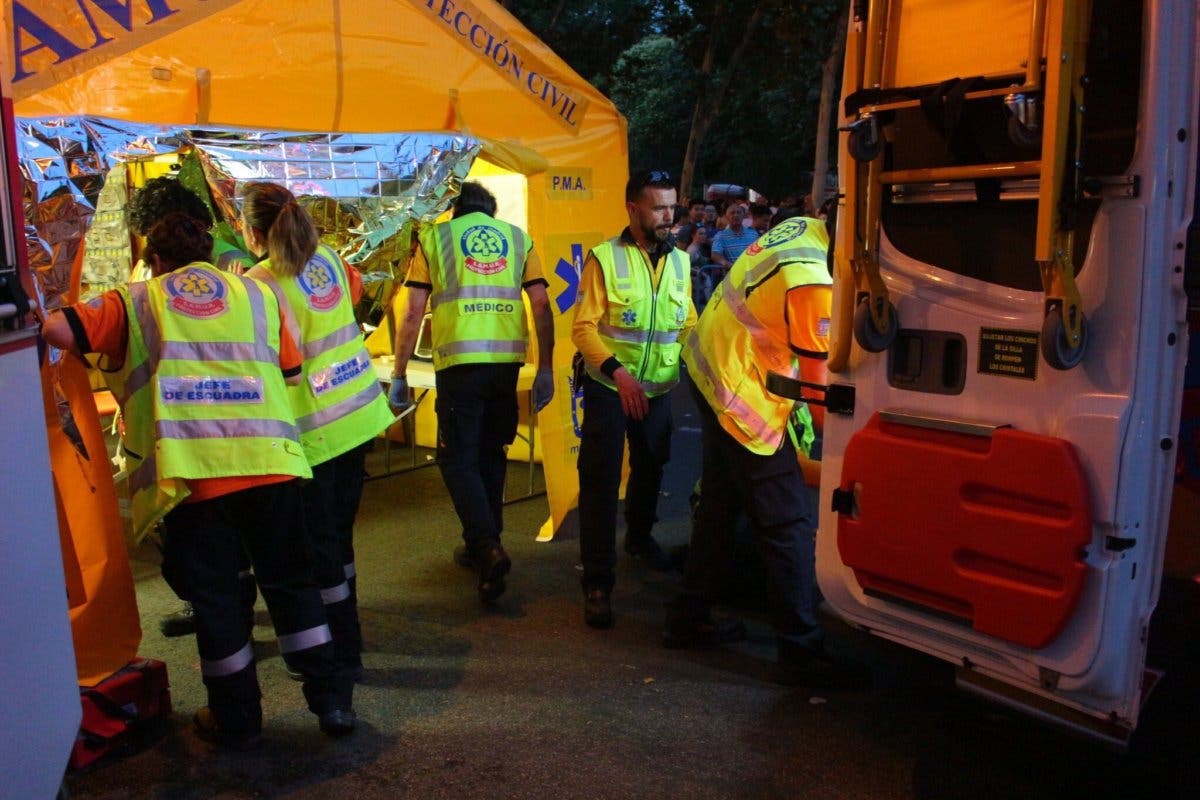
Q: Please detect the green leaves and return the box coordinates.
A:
[506,0,846,199]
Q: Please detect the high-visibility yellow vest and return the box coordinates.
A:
[683,217,831,455]
[418,212,531,370]
[212,237,254,272]
[255,244,394,466]
[106,262,311,541]
[586,237,692,397]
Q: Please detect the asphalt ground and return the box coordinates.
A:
[65,386,1199,800]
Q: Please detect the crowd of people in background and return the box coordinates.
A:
[673,191,835,306]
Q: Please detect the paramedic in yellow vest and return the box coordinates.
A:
[665,209,865,688]
[572,169,697,629]
[128,177,255,282]
[42,214,355,748]
[241,182,394,699]
[389,182,555,604]
[125,176,258,640]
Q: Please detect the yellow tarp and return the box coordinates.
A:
[7,0,627,556]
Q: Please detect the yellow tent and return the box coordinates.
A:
[7,0,626,683]
[10,0,624,527]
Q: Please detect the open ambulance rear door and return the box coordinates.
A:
[0,37,81,799]
[817,0,1200,744]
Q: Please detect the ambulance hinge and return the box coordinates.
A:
[1081,174,1140,200]
[830,488,856,516]
[1105,535,1137,552]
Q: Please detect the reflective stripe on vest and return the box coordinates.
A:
[683,218,831,454]
[420,212,530,370]
[111,286,188,543]
[585,237,691,397]
[256,245,393,466]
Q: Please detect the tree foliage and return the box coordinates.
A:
[501,0,846,201]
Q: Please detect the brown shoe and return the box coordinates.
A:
[476,543,511,603]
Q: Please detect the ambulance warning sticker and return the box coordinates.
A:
[978,328,1039,380]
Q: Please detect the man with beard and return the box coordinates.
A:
[571,169,697,628]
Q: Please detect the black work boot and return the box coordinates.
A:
[193,707,263,751]
[776,639,872,690]
[583,586,614,629]
[663,594,747,648]
[160,602,197,638]
[318,708,357,737]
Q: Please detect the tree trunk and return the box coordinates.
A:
[680,2,766,199]
[546,0,567,34]
[811,8,848,210]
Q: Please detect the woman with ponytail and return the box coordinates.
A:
[242,182,394,716]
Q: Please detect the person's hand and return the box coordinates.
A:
[532,368,555,413]
[387,376,411,411]
[613,367,649,420]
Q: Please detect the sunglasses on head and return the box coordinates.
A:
[647,170,671,183]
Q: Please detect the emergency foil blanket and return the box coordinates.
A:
[16,116,480,315]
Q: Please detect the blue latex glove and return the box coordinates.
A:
[532,368,555,413]
[387,376,411,411]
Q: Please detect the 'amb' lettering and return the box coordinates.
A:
[11,0,181,83]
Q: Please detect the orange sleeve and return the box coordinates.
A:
[785,284,833,358]
[68,290,129,360]
[786,284,833,431]
[277,308,303,376]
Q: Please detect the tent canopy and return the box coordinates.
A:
[8,0,622,155]
[7,0,627,539]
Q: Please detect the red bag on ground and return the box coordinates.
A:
[69,658,171,770]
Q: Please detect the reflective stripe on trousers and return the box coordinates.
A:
[320,582,351,605]
[201,640,254,677]
[278,624,333,654]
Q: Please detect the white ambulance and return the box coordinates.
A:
[817,0,1199,752]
